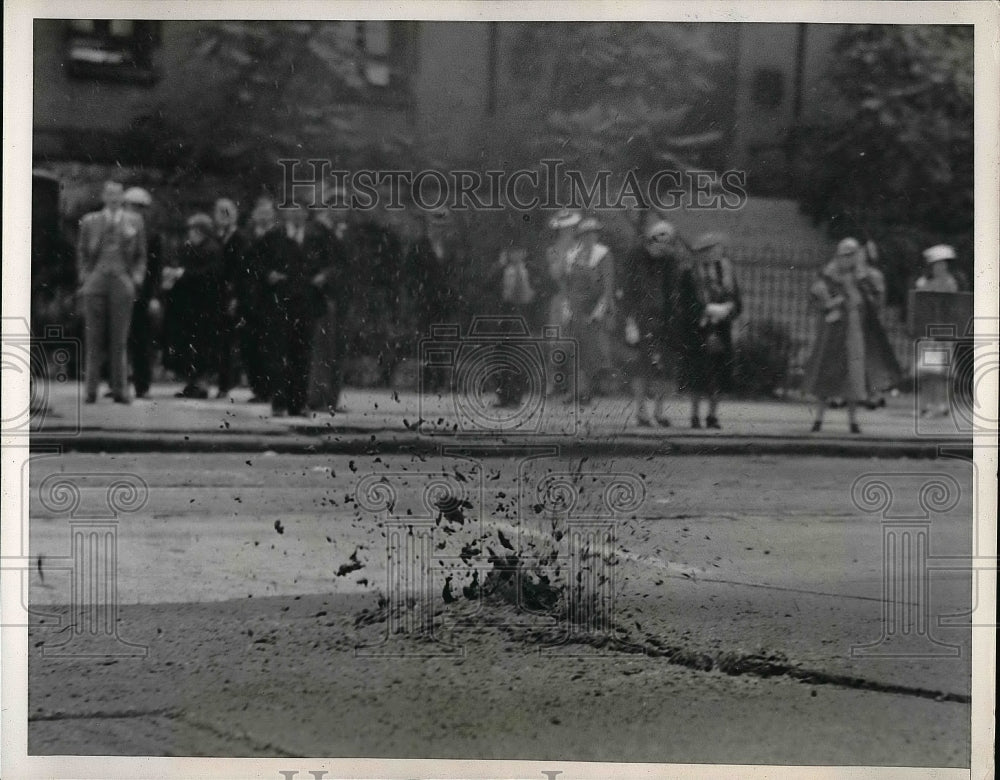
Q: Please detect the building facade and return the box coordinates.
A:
[34,20,846,193]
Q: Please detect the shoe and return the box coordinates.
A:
[175,384,208,399]
[85,394,97,404]
[112,394,131,405]
[690,416,701,429]
[271,406,287,417]
[811,420,822,433]
[705,415,721,429]
[134,391,148,400]
[215,390,229,400]
[655,417,672,428]
[850,423,862,434]
[636,416,653,428]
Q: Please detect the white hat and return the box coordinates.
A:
[576,216,603,234]
[123,186,152,207]
[548,209,582,230]
[922,244,956,264]
[835,237,862,257]
[645,220,676,241]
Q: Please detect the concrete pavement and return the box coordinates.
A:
[26,453,974,763]
[28,381,974,457]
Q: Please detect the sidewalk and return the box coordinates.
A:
[28,381,972,457]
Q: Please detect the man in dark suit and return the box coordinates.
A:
[308,206,350,411]
[123,187,161,399]
[250,199,324,416]
[77,181,147,404]
[214,198,252,399]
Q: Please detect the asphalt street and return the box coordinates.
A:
[26,452,974,765]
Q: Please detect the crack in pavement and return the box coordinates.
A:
[29,708,298,756]
[503,620,972,705]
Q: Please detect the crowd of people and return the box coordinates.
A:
[75,181,968,432]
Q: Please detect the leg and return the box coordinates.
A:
[706,390,721,428]
[847,400,860,433]
[633,377,651,425]
[107,277,135,400]
[129,299,152,397]
[652,383,670,425]
[81,293,108,402]
[812,398,826,431]
[268,315,291,413]
[241,318,265,399]
[286,316,313,415]
[690,394,702,428]
[217,316,235,396]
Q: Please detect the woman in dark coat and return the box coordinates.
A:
[803,237,900,433]
[619,219,683,426]
[676,233,742,429]
[162,213,223,399]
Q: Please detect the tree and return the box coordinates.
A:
[191,21,416,187]
[796,25,973,302]
[504,23,730,195]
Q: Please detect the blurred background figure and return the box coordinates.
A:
[303,206,348,412]
[564,217,616,405]
[544,209,582,397]
[123,186,161,400]
[407,207,462,393]
[677,232,742,429]
[802,237,899,433]
[619,218,683,427]
[347,192,406,385]
[214,198,250,400]
[913,243,960,418]
[243,196,284,404]
[491,245,537,407]
[310,192,354,410]
[77,181,147,404]
[256,204,326,416]
[162,213,223,399]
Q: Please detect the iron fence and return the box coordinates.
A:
[731,258,914,381]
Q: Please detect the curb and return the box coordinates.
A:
[30,430,972,459]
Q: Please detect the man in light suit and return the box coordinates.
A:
[77,181,147,404]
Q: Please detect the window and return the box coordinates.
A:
[320,21,408,92]
[64,20,162,84]
[361,21,391,87]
